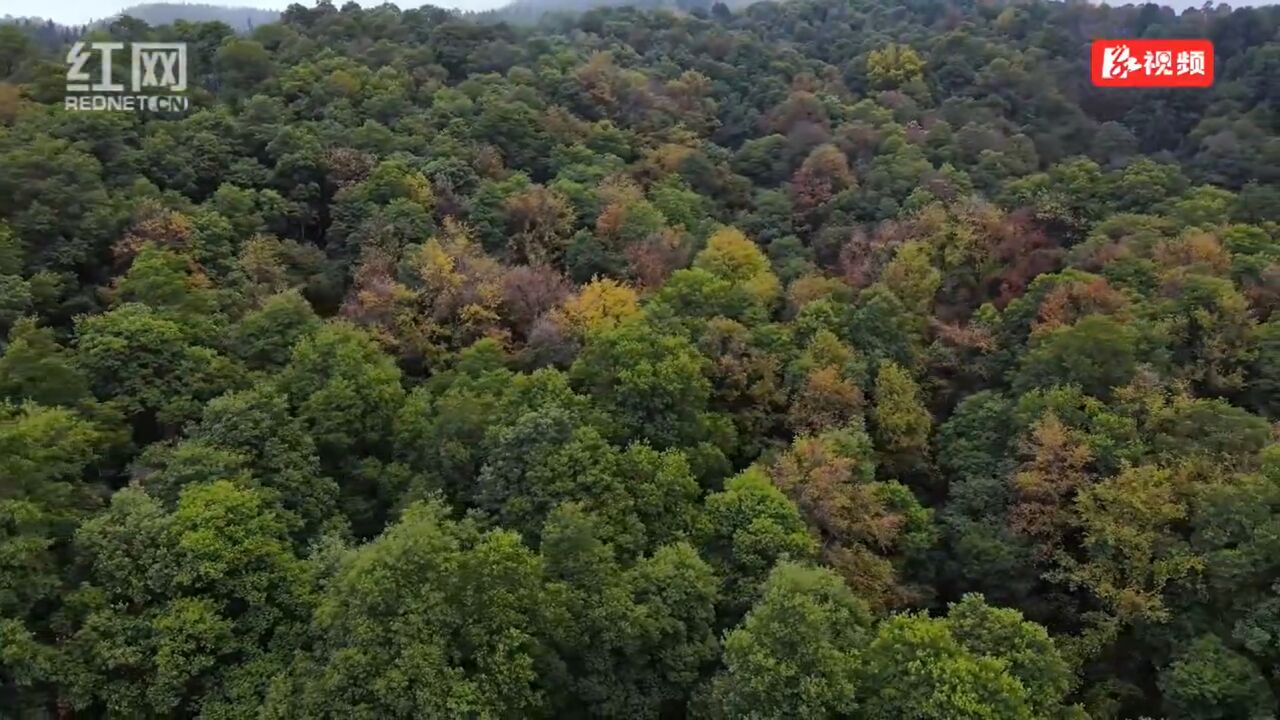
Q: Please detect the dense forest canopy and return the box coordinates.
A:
[0,0,1279,717]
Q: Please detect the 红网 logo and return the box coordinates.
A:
[1091,39,1213,88]
[65,41,190,112]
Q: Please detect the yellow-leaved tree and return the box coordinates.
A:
[866,43,925,90]
[693,227,781,309]
[559,276,641,334]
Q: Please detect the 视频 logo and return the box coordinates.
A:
[1091,39,1214,88]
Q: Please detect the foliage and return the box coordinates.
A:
[1,0,1279,715]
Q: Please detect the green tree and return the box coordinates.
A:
[858,597,1077,720]
[1013,315,1139,398]
[215,39,275,96]
[74,304,242,437]
[870,361,932,477]
[705,563,870,719]
[0,25,33,78]
[64,481,311,717]
[276,321,404,533]
[570,319,712,449]
[541,506,718,717]
[227,290,320,371]
[262,501,550,719]
[477,406,699,556]
[1247,318,1280,417]
[113,245,222,334]
[276,321,403,467]
[180,386,338,538]
[0,401,106,622]
[698,469,817,621]
[0,318,91,407]
[1159,635,1274,720]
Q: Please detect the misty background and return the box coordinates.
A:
[2,0,507,25]
[6,0,1272,26]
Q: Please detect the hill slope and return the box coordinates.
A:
[0,0,1278,718]
[115,2,281,30]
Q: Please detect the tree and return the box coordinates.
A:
[390,355,517,508]
[1008,412,1093,561]
[112,245,222,334]
[341,219,508,363]
[0,223,29,333]
[0,138,115,274]
[1069,465,1202,625]
[857,596,1078,720]
[277,320,403,467]
[652,267,765,326]
[262,501,550,719]
[1159,635,1274,720]
[1247,318,1280,417]
[882,240,941,316]
[849,286,924,369]
[768,423,935,608]
[177,386,339,538]
[870,361,932,477]
[1148,395,1271,462]
[0,25,33,78]
[227,290,320,371]
[215,39,275,96]
[791,144,856,227]
[328,157,436,260]
[698,470,817,621]
[504,185,575,265]
[64,481,311,717]
[1013,315,1139,399]
[866,44,925,89]
[540,506,718,716]
[0,319,91,407]
[276,321,404,532]
[937,391,1016,484]
[476,406,700,556]
[570,319,712,449]
[693,227,781,310]
[74,304,242,438]
[500,264,571,338]
[787,364,864,436]
[0,396,113,710]
[943,594,1077,719]
[559,276,640,334]
[0,401,106,618]
[705,563,870,719]
[1157,273,1254,395]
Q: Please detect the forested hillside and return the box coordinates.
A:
[112,4,285,31]
[1,0,1278,717]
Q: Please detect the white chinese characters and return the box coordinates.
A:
[1176,50,1207,76]
[1100,44,1207,80]
[1143,50,1173,76]
[65,41,189,113]
[133,44,188,92]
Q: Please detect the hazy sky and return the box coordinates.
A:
[2,0,509,25]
